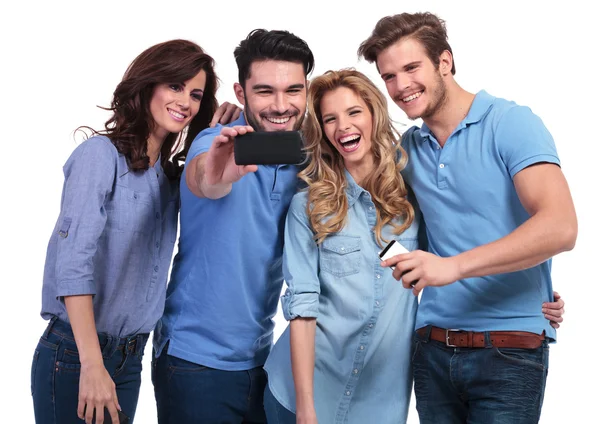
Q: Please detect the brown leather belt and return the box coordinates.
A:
[417,326,545,349]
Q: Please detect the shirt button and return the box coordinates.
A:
[154,266,159,272]
[340,247,345,251]
[359,345,365,350]
[155,242,160,248]
[353,368,359,374]
[155,212,160,219]
[368,323,373,328]
[376,274,381,279]
[375,301,380,306]
[439,163,445,169]
[345,391,351,396]
[369,206,373,210]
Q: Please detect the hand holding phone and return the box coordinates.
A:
[202,125,258,190]
[379,240,418,287]
[234,130,304,165]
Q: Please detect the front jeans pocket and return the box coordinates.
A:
[56,343,82,372]
[493,347,547,371]
[167,355,209,381]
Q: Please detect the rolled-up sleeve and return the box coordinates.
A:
[54,137,116,298]
[281,193,321,321]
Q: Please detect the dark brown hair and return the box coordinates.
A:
[81,39,218,179]
[234,29,314,86]
[358,12,456,75]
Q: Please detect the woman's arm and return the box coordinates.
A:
[291,317,318,423]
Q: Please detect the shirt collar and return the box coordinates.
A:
[344,169,367,207]
[419,89,495,140]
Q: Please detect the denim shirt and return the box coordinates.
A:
[264,171,420,424]
[40,136,179,337]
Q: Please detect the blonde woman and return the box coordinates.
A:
[263,69,420,424]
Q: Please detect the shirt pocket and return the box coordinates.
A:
[319,235,362,277]
[106,186,154,234]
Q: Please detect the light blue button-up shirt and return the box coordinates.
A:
[41,136,179,337]
[265,171,420,424]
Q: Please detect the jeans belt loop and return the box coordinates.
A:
[127,337,137,354]
[484,331,493,348]
[42,316,59,339]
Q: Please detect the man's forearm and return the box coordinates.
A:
[188,155,232,200]
[455,210,577,280]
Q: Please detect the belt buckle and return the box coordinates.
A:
[445,329,461,347]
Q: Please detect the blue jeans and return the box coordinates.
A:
[263,385,296,424]
[152,343,267,423]
[31,317,148,424]
[412,326,549,424]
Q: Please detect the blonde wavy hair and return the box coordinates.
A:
[299,69,414,247]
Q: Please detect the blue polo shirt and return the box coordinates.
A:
[402,90,560,340]
[153,114,301,370]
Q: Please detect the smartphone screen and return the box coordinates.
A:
[234,131,304,165]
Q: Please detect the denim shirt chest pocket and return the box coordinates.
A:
[319,235,362,277]
[105,185,154,234]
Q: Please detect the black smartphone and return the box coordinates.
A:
[83,406,130,424]
[103,408,130,424]
[234,130,304,165]
[116,410,130,424]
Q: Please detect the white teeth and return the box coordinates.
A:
[266,116,291,124]
[341,141,360,152]
[402,91,423,102]
[340,134,360,143]
[169,109,185,119]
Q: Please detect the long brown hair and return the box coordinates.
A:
[300,69,414,247]
[81,39,218,179]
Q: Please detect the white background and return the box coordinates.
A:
[1,0,598,422]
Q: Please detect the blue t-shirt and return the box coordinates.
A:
[153,115,301,370]
[402,90,560,340]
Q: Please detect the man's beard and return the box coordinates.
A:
[244,93,304,131]
[418,74,448,121]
